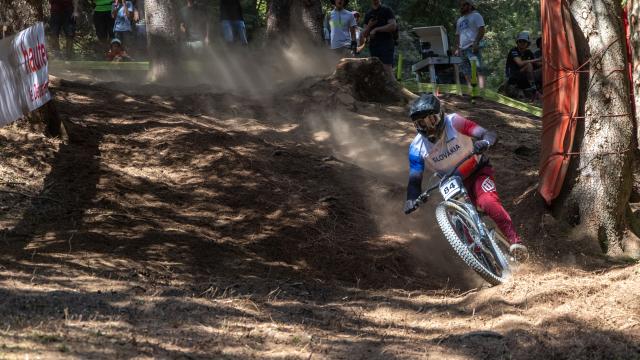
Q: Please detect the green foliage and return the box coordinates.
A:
[319,0,540,89]
[67,0,541,87]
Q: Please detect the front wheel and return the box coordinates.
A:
[435,202,511,285]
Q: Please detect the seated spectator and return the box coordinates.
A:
[180,0,209,52]
[505,32,540,92]
[534,36,542,61]
[1,24,13,39]
[112,0,135,46]
[106,37,132,61]
[533,36,543,88]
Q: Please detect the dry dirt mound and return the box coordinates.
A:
[0,78,637,359]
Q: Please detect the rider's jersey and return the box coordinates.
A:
[409,113,487,178]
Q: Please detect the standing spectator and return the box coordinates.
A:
[454,0,485,87]
[352,11,362,45]
[112,0,134,46]
[220,0,248,45]
[323,5,334,46]
[180,0,210,52]
[49,0,79,59]
[94,0,114,51]
[328,0,357,57]
[127,0,146,58]
[360,0,397,78]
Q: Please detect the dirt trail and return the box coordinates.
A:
[0,78,638,359]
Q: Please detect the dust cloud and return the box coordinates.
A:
[303,110,480,288]
[173,39,340,95]
[50,39,480,289]
[52,37,342,97]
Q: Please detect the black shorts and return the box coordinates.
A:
[370,44,394,65]
[50,10,75,38]
[508,71,531,89]
[93,11,114,41]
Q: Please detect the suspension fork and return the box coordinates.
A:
[446,197,490,251]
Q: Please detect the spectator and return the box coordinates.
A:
[353,11,362,45]
[328,0,357,57]
[112,0,134,46]
[180,0,210,52]
[323,5,334,46]
[534,36,542,60]
[220,0,248,45]
[94,0,114,50]
[454,0,485,87]
[505,32,540,93]
[533,36,543,88]
[360,0,397,78]
[106,37,132,61]
[49,0,79,59]
[1,24,12,39]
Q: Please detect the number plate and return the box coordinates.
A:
[440,178,461,200]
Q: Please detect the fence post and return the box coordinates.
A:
[470,56,479,103]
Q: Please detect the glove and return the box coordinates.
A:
[473,140,490,154]
[404,199,418,214]
[350,41,358,52]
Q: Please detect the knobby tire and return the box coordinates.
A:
[435,203,511,285]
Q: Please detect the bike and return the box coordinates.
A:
[406,151,512,285]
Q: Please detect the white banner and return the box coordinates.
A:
[0,22,51,126]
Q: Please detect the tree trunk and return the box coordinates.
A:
[266,0,323,44]
[559,0,640,257]
[0,0,44,34]
[0,0,63,137]
[144,0,180,82]
[630,0,640,145]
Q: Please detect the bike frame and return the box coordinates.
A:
[440,177,494,255]
[413,152,499,256]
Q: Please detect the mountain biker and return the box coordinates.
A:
[403,93,528,258]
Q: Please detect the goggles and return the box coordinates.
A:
[413,114,440,132]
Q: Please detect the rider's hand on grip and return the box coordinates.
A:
[404,199,419,214]
[473,140,490,154]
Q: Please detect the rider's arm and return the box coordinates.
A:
[407,146,425,201]
[407,172,423,201]
[451,114,498,146]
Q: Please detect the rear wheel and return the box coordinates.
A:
[435,202,511,285]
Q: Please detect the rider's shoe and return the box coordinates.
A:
[509,243,529,262]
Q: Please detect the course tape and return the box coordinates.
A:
[403,81,542,117]
[50,60,150,71]
[49,61,541,117]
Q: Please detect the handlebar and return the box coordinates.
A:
[408,151,478,212]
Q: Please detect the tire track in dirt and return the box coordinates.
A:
[0,80,637,359]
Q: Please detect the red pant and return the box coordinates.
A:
[463,166,521,244]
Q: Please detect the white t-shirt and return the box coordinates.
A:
[329,9,357,49]
[456,11,485,50]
